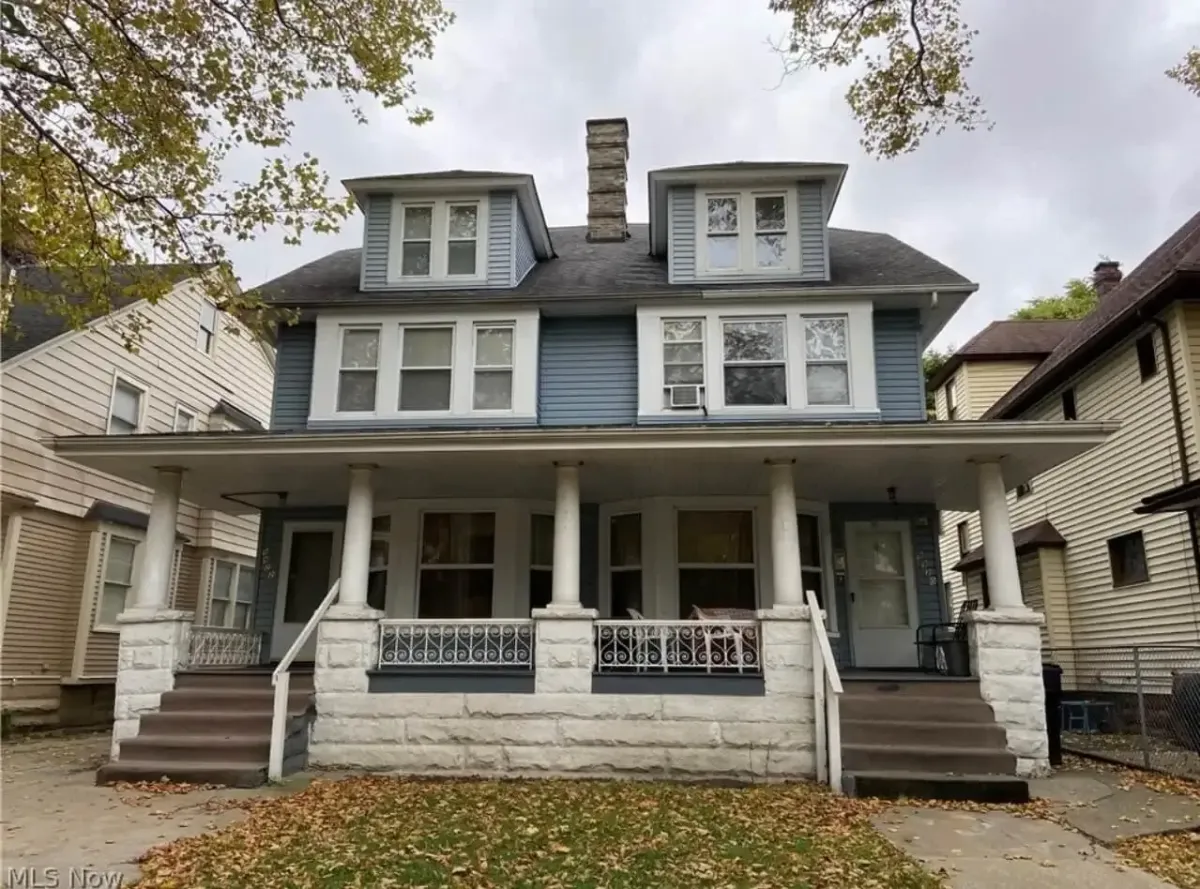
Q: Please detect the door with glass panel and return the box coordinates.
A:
[676,510,757,617]
[271,523,342,660]
[846,521,919,667]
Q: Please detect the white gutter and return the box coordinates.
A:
[700,283,978,299]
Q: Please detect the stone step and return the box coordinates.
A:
[174,670,314,691]
[96,759,268,789]
[137,710,310,737]
[840,694,996,723]
[157,687,313,714]
[842,742,1016,775]
[841,718,1008,749]
[119,734,272,765]
[845,770,1029,803]
[841,678,982,698]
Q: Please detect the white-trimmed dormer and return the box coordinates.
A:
[647,163,847,285]
[343,172,554,292]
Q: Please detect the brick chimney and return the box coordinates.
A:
[1092,260,1123,297]
[585,118,629,242]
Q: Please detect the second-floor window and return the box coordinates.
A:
[197,301,218,355]
[946,376,959,419]
[108,376,145,434]
[390,198,487,284]
[804,317,850,405]
[399,326,453,411]
[662,319,705,407]
[723,319,787,406]
[338,328,380,413]
[473,325,514,410]
[699,189,799,277]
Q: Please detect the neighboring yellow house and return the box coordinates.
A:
[932,211,1200,658]
[0,266,276,727]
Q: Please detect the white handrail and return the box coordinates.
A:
[806,589,843,793]
[268,579,340,782]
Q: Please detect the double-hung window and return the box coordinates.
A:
[393,199,485,283]
[529,513,554,611]
[337,328,379,412]
[662,319,705,407]
[677,510,757,617]
[803,316,850,405]
[208,559,255,629]
[609,513,643,617]
[197,301,218,355]
[417,512,495,618]
[702,190,796,275]
[173,406,196,432]
[473,324,514,410]
[722,319,787,406]
[97,535,138,627]
[108,378,144,434]
[400,326,454,411]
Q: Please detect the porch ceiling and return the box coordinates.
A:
[51,422,1117,513]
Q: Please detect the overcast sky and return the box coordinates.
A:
[225,0,1200,349]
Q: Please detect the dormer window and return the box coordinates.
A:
[698,188,800,278]
[389,197,489,284]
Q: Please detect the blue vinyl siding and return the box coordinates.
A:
[360,190,516,290]
[668,180,828,283]
[252,506,346,659]
[874,309,926,422]
[668,186,696,283]
[538,316,638,426]
[829,502,946,668]
[269,322,315,431]
[513,196,538,283]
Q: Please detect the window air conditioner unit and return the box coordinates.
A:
[668,384,703,409]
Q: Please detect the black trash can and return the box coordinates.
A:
[1043,662,1063,767]
[939,633,971,677]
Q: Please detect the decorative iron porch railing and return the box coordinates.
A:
[378,620,535,669]
[594,620,761,673]
[186,627,263,667]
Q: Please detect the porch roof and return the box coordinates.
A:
[51,421,1116,514]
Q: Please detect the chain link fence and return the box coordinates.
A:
[1043,645,1200,779]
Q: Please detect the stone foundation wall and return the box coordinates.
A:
[111,611,191,759]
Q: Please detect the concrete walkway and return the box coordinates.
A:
[874,765,1200,888]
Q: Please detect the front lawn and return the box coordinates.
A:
[137,776,940,888]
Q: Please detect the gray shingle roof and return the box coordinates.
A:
[986,210,1200,419]
[2,264,202,361]
[253,223,972,307]
[928,319,1078,391]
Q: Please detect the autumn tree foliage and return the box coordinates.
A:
[1,0,452,335]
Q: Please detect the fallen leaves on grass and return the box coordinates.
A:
[136,777,942,888]
[1117,831,1200,889]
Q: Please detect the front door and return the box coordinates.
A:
[846,521,919,668]
[271,524,343,661]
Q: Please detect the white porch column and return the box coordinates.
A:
[550,462,581,610]
[131,467,183,612]
[976,459,1023,611]
[337,464,375,610]
[768,460,804,608]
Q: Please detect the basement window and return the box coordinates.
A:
[1108,531,1149,588]
[1136,334,1158,381]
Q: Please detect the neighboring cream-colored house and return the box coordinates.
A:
[0,266,275,726]
[933,212,1200,655]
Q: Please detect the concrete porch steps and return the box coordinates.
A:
[96,668,314,788]
[839,675,1028,803]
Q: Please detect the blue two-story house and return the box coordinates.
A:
[63,119,1114,791]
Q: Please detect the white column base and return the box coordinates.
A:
[532,608,597,694]
[111,610,193,760]
[966,609,1050,777]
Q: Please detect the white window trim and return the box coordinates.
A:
[945,376,959,420]
[197,300,219,356]
[696,187,801,279]
[310,311,539,423]
[106,371,149,435]
[387,195,490,285]
[203,555,257,629]
[173,404,197,432]
[636,302,877,418]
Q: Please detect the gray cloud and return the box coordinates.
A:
[224,0,1200,349]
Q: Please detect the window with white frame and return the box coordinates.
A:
[530,513,553,611]
[946,376,959,420]
[609,512,642,617]
[174,406,196,432]
[391,198,486,283]
[662,319,704,408]
[803,316,850,405]
[96,535,138,627]
[208,558,255,629]
[197,301,218,355]
[676,510,757,617]
[400,326,454,411]
[473,324,514,410]
[723,319,787,406]
[337,328,379,413]
[108,378,144,434]
[368,514,389,610]
[700,190,797,275]
[797,513,827,611]
[417,512,495,618]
